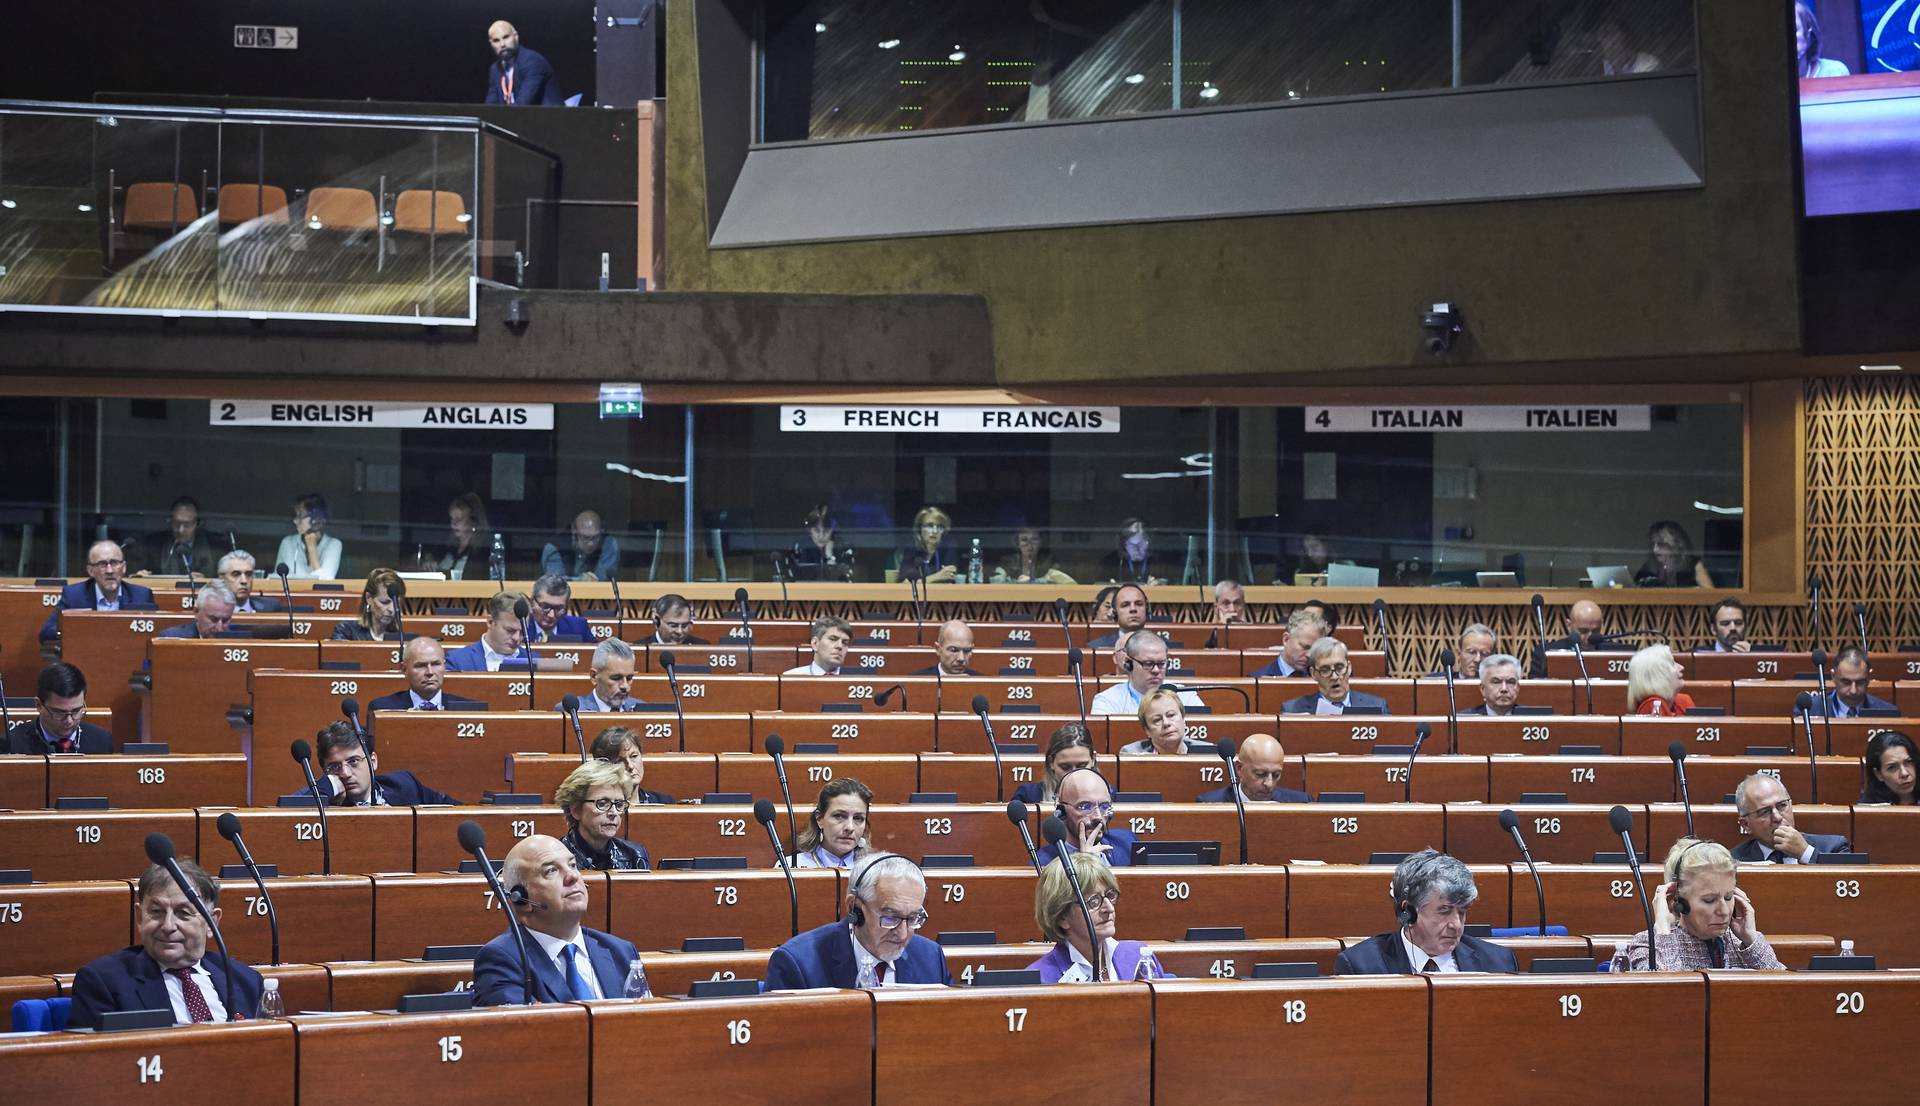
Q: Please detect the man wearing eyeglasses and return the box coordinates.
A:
[1800,646,1896,717]
[1090,631,1202,715]
[523,574,593,643]
[1281,638,1390,715]
[476,834,640,1006]
[1728,774,1849,864]
[763,851,953,990]
[39,540,157,641]
[303,721,458,806]
[1035,769,1136,868]
[6,662,114,754]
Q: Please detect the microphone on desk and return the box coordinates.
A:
[274,563,295,634]
[1006,799,1042,875]
[1588,629,1666,645]
[216,812,280,966]
[341,696,370,747]
[609,575,625,644]
[559,694,587,761]
[1854,603,1869,653]
[1065,646,1089,732]
[875,684,909,713]
[1373,598,1390,673]
[907,571,926,646]
[1809,574,1825,652]
[1530,592,1548,649]
[1498,808,1550,940]
[765,733,798,849]
[1161,682,1251,711]
[1403,722,1431,804]
[972,695,1005,803]
[773,555,791,612]
[1570,636,1596,716]
[755,799,801,938]
[733,588,755,671]
[1040,816,1103,982]
[145,832,239,1020]
[0,670,11,737]
[512,598,537,710]
[1667,741,1695,839]
[659,650,688,753]
[1438,649,1460,754]
[457,821,536,1004]
[1793,690,1819,764]
[1217,739,1249,865]
[1810,646,1833,781]
[1054,597,1073,649]
[1792,691,1825,804]
[1609,805,1656,972]
[289,739,332,874]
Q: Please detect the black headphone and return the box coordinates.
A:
[1390,851,1448,926]
[845,853,921,927]
[506,883,536,910]
[1670,839,1715,916]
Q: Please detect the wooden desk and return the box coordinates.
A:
[366,712,571,805]
[1535,863,1677,936]
[1256,678,1415,716]
[636,642,804,675]
[1241,803,1446,865]
[57,609,195,740]
[1645,803,1853,859]
[0,879,132,976]
[630,948,773,996]
[316,640,408,671]
[1239,650,1387,677]
[1144,937,1347,978]
[1545,652,1638,680]
[1850,806,1920,863]
[1285,865,1511,938]
[1734,679,1896,717]
[1273,715,1447,756]
[1114,750,1244,802]
[215,875,375,965]
[0,585,61,695]
[1620,715,1797,757]
[145,638,318,751]
[412,807,576,874]
[618,804,781,867]
[0,754,47,808]
[863,804,1035,866]
[291,1006,588,1103]
[1707,972,1920,1100]
[325,959,477,1012]
[1487,756,1678,805]
[716,751,921,805]
[783,675,1086,715]
[750,711,945,755]
[0,1019,296,1103]
[1299,755,1487,803]
[45,753,247,809]
[605,870,842,952]
[369,872,611,960]
[1734,865,1920,967]
[506,752,717,806]
[1687,651,1816,681]
[0,973,61,1008]
[626,673,779,714]
[1446,803,1644,865]
[1453,716,1622,756]
[257,962,331,1017]
[902,866,1292,944]
[914,753,1049,802]
[194,806,413,877]
[0,808,198,881]
[1825,717,1920,758]
[1151,976,1429,1104]
[872,984,1152,1105]
[1428,973,1705,1105]
[1413,678,1577,716]
[249,671,411,795]
[586,991,873,1104]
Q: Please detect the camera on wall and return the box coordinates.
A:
[1422,302,1464,356]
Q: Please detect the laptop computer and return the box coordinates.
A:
[1326,563,1380,588]
[1585,565,1632,589]
[1475,571,1519,588]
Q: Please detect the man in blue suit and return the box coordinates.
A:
[367,638,488,718]
[526,574,593,643]
[764,852,952,990]
[70,859,264,1028]
[1730,774,1850,863]
[1800,647,1897,717]
[1335,850,1518,975]
[485,21,564,105]
[39,540,157,641]
[1034,769,1137,868]
[476,835,641,1004]
[1280,638,1390,715]
[154,582,239,641]
[445,591,529,672]
[5,661,114,754]
[1247,608,1326,678]
[307,721,460,806]
[1197,734,1309,804]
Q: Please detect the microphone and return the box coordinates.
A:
[216,812,279,965]
[765,734,798,849]
[144,833,239,1021]
[1794,690,1818,764]
[1372,598,1390,673]
[1666,741,1696,839]
[733,588,755,671]
[1498,808,1550,940]
[1608,805,1657,971]
[1006,799,1042,875]
[1053,597,1072,649]
[340,697,369,750]
[559,694,587,761]
[972,695,1005,802]
[755,799,801,938]
[457,821,536,1004]
[289,740,331,875]
[1160,682,1251,711]
[659,650,688,753]
[908,570,927,645]
[1217,739,1248,865]
[1403,722,1431,803]
[512,598,537,710]
[274,563,294,634]
[1809,574,1824,652]
[1854,603,1869,652]
[875,684,909,713]
[609,575,624,644]
[0,670,12,737]
[1530,593,1549,677]
[1570,636,1595,715]
[1438,648,1459,754]
[1065,645,1089,732]
[775,554,792,611]
[1810,646,1833,778]
[1040,816,1103,982]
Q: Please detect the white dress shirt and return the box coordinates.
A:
[783,662,840,676]
[1090,682,1203,715]
[1751,840,1816,864]
[94,584,123,612]
[480,638,518,672]
[164,960,229,1023]
[849,929,900,989]
[1314,694,1356,715]
[527,928,605,999]
[1058,938,1122,984]
[1401,930,1458,973]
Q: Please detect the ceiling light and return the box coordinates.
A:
[815,22,827,33]
[1198,83,1220,100]
[454,213,472,223]
[948,48,966,61]
[1693,501,1744,516]
[878,38,900,49]
[76,203,93,212]
[0,199,15,209]
[1124,73,1145,84]
[1860,363,1904,372]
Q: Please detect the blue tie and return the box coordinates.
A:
[563,945,595,1001]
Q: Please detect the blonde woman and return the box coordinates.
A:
[1627,643,1694,716]
[1119,688,1213,754]
[1611,838,1783,971]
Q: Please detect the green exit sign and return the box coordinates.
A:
[598,383,644,420]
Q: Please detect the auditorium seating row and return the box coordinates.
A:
[1,968,1908,1103]
[115,181,470,235]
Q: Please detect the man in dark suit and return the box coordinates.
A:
[154,582,238,640]
[1248,608,1327,678]
[1458,654,1528,716]
[912,619,981,676]
[1730,774,1850,863]
[69,859,264,1028]
[367,638,487,718]
[525,573,593,643]
[39,540,157,641]
[1335,850,1519,975]
[217,550,283,613]
[1800,646,1896,717]
[303,721,459,806]
[5,661,114,754]
[485,21,565,105]
[764,852,952,990]
[475,835,640,1004]
[1281,638,1390,715]
[1198,733,1309,803]
[644,594,711,646]
[580,638,646,712]
[1087,584,1149,650]
[136,496,225,578]
[1034,769,1136,868]
[1528,599,1607,678]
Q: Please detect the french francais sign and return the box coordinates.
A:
[780,405,1120,433]
[211,400,553,430]
[1304,405,1651,433]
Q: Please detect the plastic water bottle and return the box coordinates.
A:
[968,538,984,584]
[1840,939,1856,958]
[488,533,506,582]
[623,957,651,998]
[257,977,284,1018]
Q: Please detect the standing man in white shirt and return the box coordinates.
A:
[445,591,529,672]
[785,615,853,675]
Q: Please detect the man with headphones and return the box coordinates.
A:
[1335,849,1517,974]
[475,835,642,1005]
[1034,769,1138,868]
[1087,583,1152,649]
[643,594,709,646]
[301,721,460,806]
[1090,630,1203,716]
[762,852,952,990]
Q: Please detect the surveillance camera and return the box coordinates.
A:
[1421,303,1464,356]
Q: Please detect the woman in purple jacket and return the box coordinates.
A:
[1027,853,1171,983]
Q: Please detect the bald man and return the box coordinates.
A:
[542,510,621,581]
[366,637,486,718]
[1529,599,1609,678]
[913,620,980,676]
[474,835,639,1005]
[40,540,157,641]
[484,20,564,106]
[1198,734,1309,803]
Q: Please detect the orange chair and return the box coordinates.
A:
[217,182,290,226]
[121,182,198,232]
[303,187,378,232]
[391,189,469,235]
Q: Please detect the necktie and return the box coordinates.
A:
[54,733,76,753]
[1771,850,1789,863]
[418,701,438,711]
[174,968,214,1023]
[875,961,890,987]
[1708,939,1726,968]
[1422,958,1440,973]
[563,945,595,1001]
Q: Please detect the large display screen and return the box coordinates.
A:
[1799,1,1920,216]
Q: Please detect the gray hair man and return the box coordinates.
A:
[1335,849,1518,974]
[582,638,643,712]
[763,852,953,989]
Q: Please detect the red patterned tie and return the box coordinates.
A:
[55,735,76,753]
[875,961,889,987]
[174,968,214,1023]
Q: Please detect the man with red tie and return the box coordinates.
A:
[485,20,564,106]
[4,662,113,754]
[69,860,264,1028]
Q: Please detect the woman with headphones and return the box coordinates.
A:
[1027,852,1170,983]
[784,777,873,868]
[1610,837,1783,971]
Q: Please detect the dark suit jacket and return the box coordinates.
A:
[763,921,952,991]
[236,595,284,614]
[366,690,487,715]
[1011,781,1045,806]
[69,946,263,1029]
[1801,692,1897,717]
[1035,827,1138,868]
[1198,784,1310,804]
[528,615,592,643]
[155,623,202,639]
[1730,833,1850,863]
[1280,690,1390,715]
[40,580,158,640]
[911,664,981,677]
[328,622,407,642]
[372,771,459,806]
[1250,657,1310,678]
[485,46,564,105]
[648,633,711,646]
[140,531,224,577]
[6,718,114,755]
[1335,932,1518,975]
[474,926,636,1005]
[1529,636,1613,678]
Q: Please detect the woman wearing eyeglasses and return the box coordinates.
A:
[1029,853,1170,983]
[554,759,652,871]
